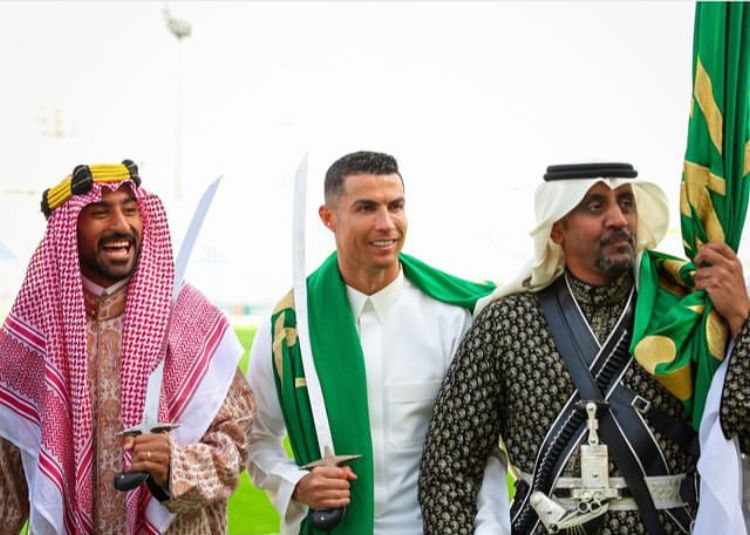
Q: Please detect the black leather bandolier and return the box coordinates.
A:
[510,276,699,535]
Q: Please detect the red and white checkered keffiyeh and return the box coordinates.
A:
[0,180,231,534]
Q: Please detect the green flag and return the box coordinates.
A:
[632,2,750,428]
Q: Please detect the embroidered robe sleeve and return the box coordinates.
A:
[720,317,750,454]
[419,302,505,535]
[0,437,28,534]
[164,370,255,512]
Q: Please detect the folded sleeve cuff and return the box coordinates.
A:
[274,467,310,531]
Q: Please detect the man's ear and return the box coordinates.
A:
[319,204,334,231]
[550,221,564,245]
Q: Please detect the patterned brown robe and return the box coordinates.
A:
[0,285,254,535]
[419,272,749,535]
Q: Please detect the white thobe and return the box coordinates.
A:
[695,340,750,534]
[248,269,510,534]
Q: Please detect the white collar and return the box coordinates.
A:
[346,268,404,323]
[81,275,130,297]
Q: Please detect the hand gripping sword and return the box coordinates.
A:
[113,176,223,494]
[292,156,361,531]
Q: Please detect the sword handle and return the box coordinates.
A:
[113,470,149,491]
[311,507,345,531]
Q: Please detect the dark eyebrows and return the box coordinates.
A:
[580,193,606,205]
[350,196,405,209]
[352,198,378,208]
[82,200,111,213]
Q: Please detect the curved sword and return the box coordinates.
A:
[292,156,360,531]
[292,155,335,455]
[114,175,223,493]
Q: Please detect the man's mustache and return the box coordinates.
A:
[600,229,635,247]
[97,232,137,250]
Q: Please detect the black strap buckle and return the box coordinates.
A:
[575,399,609,412]
[631,395,651,414]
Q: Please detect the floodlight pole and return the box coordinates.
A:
[163,6,191,200]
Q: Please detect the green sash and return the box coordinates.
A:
[631,2,750,429]
[270,252,494,534]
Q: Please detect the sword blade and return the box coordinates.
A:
[141,175,223,429]
[173,176,223,301]
[292,155,335,457]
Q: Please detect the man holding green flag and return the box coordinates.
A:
[420,162,730,535]
[247,151,509,534]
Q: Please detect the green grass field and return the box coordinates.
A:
[227,325,282,535]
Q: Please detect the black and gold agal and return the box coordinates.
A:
[512,275,698,535]
[41,160,141,218]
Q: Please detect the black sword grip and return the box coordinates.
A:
[113,470,149,491]
[311,507,345,531]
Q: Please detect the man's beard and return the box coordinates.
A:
[595,229,635,277]
[84,232,141,283]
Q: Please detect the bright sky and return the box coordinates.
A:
[0,1,702,311]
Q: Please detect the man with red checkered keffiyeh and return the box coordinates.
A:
[0,162,254,534]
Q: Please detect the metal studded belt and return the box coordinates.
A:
[520,472,688,511]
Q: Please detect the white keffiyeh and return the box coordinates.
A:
[476,176,669,313]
